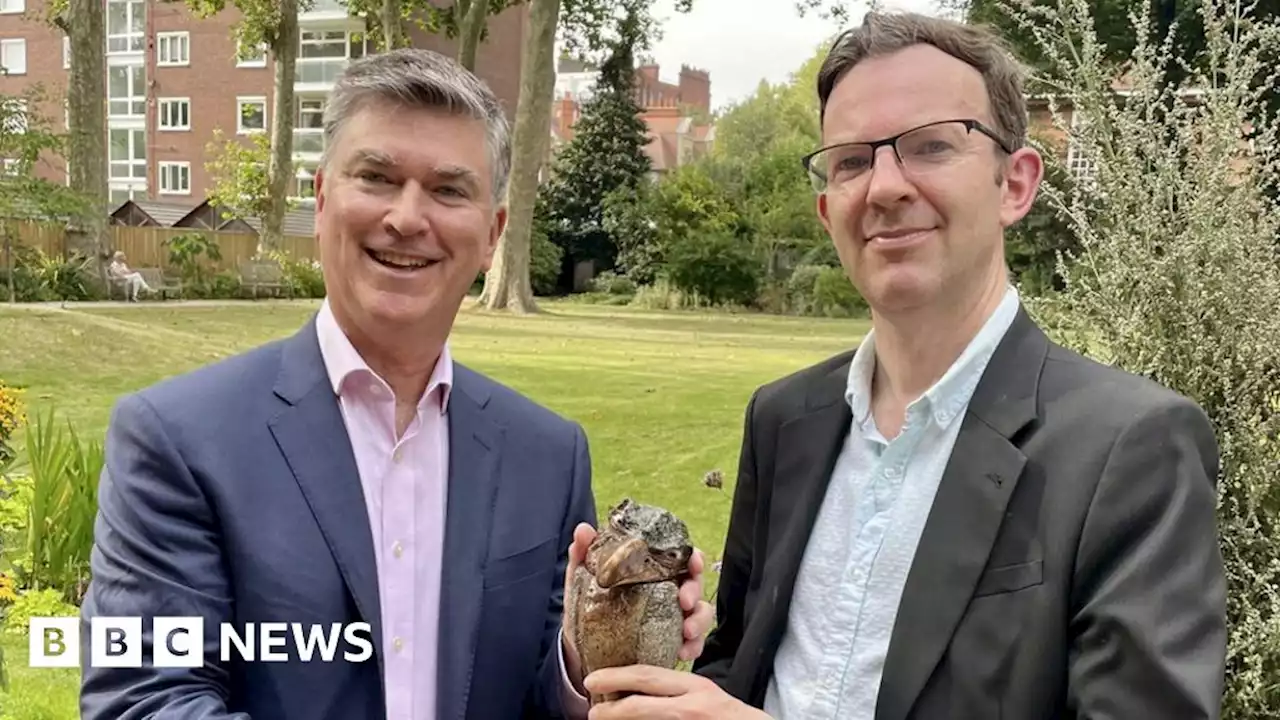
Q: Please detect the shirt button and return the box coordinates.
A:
[393,637,403,652]
[393,541,403,558]
[393,448,402,463]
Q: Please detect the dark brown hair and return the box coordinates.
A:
[817,11,1029,151]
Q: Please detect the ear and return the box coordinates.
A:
[480,204,507,273]
[817,191,833,235]
[314,167,328,216]
[999,146,1044,228]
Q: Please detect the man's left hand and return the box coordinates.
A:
[583,666,770,719]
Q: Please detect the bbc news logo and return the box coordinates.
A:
[29,617,375,668]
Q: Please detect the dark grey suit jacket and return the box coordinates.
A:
[693,307,1227,719]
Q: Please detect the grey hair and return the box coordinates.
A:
[321,47,512,204]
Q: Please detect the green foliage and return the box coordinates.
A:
[1,588,78,636]
[0,246,99,303]
[184,0,314,64]
[782,263,868,317]
[607,163,741,285]
[0,86,96,227]
[1004,153,1078,294]
[163,231,224,291]
[265,251,326,299]
[204,130,287,235]
[12,407,101,606]
[539,1,653,270]
[529,218,564,296]
[343,0,528,51]
[1008,0,1280,715]
[665,231,762,307]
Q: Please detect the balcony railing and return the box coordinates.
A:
[295,58,347,86]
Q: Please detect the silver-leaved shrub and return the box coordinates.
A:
[1002,0,1280,715]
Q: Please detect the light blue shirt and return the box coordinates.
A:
[764,285,1021,719]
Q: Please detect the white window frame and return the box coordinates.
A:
[158,161,191,195]
[63,36,70,68]
[237,96,266,134]
[107,62,146,118]
[156,32,190,66]
[0,0,24,15]
[0,38,27,75]
[1,97,27,135]
[158,98,190,131]
[1067,109,1097,187]
[108,127,146,182]
[237,42,267,68]
[106,0,145,54]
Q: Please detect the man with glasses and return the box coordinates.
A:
[581,10,1227,720]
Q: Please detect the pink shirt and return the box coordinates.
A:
[316,301,589,719]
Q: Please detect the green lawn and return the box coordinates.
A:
[0,297,869,716]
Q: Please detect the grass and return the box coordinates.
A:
[0,297,869,715]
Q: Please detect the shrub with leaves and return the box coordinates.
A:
[0,380,24,466]
[1002,0,1280,714]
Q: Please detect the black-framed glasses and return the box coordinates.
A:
[800,119,1014,192]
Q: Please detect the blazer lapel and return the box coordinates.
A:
[747,360,853,702]
[875,309,1048,720]
[266,319,384,676]
[436,366,503,720]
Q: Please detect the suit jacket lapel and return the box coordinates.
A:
[266,318,384,678]
[748,360,853,702]
[436,366,502,720]
[875,309,1048,720]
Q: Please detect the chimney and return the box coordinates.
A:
[678,65,711,114]
[556,92,578,141]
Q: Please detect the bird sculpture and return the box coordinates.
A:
[565,497,694,706]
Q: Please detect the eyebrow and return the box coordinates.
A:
[348,149,481,192]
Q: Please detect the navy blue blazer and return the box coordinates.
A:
[79,315,597,720]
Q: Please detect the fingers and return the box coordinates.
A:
[584,665,693,698]
[689,547,704,576]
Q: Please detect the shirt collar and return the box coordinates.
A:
[845,284,1021,432]
[315,298,453,413]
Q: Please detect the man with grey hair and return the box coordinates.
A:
[585,10,1226,720]
[79,47,713,720]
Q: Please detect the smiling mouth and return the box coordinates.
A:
[366,248,438,271]
[868,228,933,246]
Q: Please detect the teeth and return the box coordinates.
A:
[371,250,432,269]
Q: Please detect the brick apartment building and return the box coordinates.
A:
[0,0,528,207]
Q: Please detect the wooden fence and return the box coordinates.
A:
[8,221,317,272]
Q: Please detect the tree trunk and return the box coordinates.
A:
[478,0,557,313]
[382,0,402,50]
[457,0,489,71]
[65,0,107,284]
[263,0,299,255]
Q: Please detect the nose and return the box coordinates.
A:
[864,144,917,210]
[382,183,431,240]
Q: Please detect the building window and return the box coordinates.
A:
[156,32,189,66]
[1,158,19,175]
[158,98,190,130]
[297,98,324,129]
[1,97,27,134]
[0,0,24,14]
[109,127,146,181]
[0,38,26,75]
[299,30,364,60]
[237,42,266,68]
[237,97,266,133]
[108,63,145,117]
[1067,110,1097,187]
[159,162,191,194]
[106,0,145,54]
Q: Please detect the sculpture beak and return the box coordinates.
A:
[596,537,649,588]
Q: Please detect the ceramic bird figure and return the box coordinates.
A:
[566,497,694,706]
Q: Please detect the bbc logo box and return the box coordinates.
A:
[30,617,205,668]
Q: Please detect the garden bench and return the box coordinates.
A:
[239,261,293,299]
